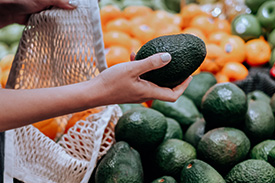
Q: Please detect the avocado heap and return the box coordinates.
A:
[135,33,206,88]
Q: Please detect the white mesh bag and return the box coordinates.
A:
[3,0,122,182]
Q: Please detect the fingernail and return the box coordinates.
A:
[161,53,171,62]
[69,0,78,7]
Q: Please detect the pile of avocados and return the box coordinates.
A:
[89,34,275,183]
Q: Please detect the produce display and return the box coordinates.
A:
[1,0,275,182]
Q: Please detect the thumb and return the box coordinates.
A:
[133,53,172,76]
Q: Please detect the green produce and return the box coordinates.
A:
[271,93,275,114]
[118,103,144,114]
[245,0,273,14]
[180,159,225,183]
[270,48,275,66]
[197,127,250,174]
[115,107,167,153]
[184,118,205,148]
[201,82,247,129]
[247,90,271,103]
[183,72,217,110]
[9,41,19,54]
[94,141,143,183]
[268,146,275,167]
[0,42,9,59]
[121,0,153,9]
[151,95,201,129]
[99,0,121,9]
[231,14,262,41]
[250,140,275,161]
[163,0,181,13]
[0,24,24,45]
[244,100,275,144]
[135,34,206,88]
[268,28,275,49]
[151,176,178,183]
[163,117,183,141]
[154,139,196,180]
[225,159,275,183]
[257,1,275,31]
[152,0,181,13]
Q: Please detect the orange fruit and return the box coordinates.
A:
[208,31,230,45]
[0,54,14,71]
[131,24,156,44]
[64,108,101,134]
[245,38,271,66]
[200,43,224,74]
[172,14,183,27]
[105,18,131,34]
[129,15,150,26]
[33,118,60,140]
[105,46,130,67]
[219,35,246,66]
[181,27,207,43]
[103,30,132,50]
[130,38,142,53]
[180,3,209,28]
[213,18,231,34]
[190,14,215,36]
[100,5,123,26]
[1,69,10,88]
[123,5,153,19]
[221,62,249,81]
[155,24,181,37]
[215,72,230,83]
[148,10,174,30]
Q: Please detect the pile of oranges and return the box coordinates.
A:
[100,4,272,83]
[0,54,14,88]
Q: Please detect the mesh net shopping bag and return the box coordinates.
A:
[3,0,122,182]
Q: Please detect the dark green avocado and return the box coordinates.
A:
[135,33,206,88]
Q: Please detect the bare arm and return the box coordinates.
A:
[0,53,192,131]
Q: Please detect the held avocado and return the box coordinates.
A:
[135,34,206,88]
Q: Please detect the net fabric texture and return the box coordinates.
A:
[4,0,123,182]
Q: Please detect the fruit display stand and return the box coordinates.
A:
[1,0,275,182]
[1,0,123,183]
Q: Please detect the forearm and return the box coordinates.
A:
[0,79,104,131]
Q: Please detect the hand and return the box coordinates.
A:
[0,0,77,28]
[93,53,193,105]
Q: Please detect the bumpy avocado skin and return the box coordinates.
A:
[135,34,206,88]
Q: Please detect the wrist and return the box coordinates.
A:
[81,77,110,108]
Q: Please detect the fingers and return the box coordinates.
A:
[52,0,78,9]
[130,52,136,61]
[171,76,193,97]
[147,76,193,102]
[130,53,172,76]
